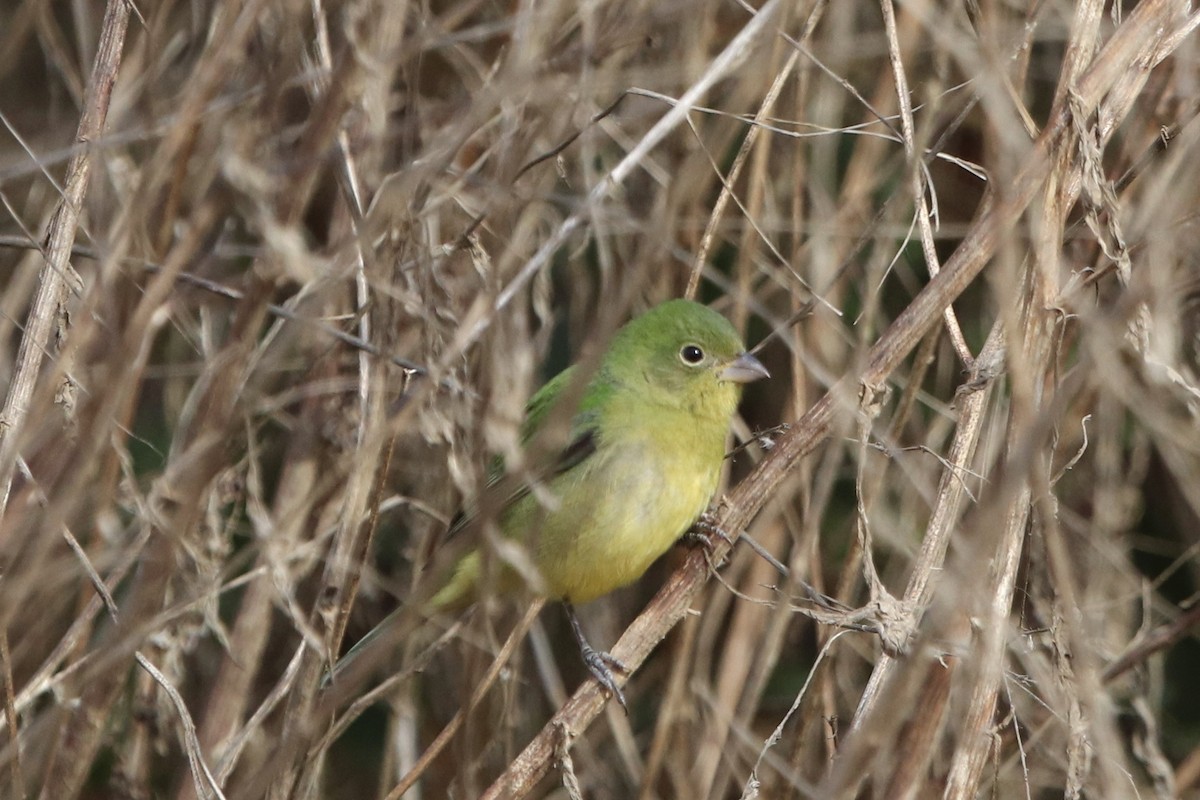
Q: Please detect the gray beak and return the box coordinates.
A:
[719,352,770,383]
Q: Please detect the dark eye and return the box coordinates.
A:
[680,344,705,365]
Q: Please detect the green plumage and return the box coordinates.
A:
[431,298,767,608]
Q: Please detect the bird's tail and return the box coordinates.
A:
[321,603,424,690]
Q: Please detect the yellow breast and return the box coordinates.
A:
[524,410,727,604]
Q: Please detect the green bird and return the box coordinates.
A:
[335,298,768,706]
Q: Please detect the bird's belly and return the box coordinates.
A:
[535,450,719,604]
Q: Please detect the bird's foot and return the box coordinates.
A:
[565,602,628,712]
[579,641,628,711]
[680,511,732,561]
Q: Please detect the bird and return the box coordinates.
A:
[333,298,769,707]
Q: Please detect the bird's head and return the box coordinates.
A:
[603,299,769,419]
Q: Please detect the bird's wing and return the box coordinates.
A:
[521,365,576,440]
[336,369,607,673]
[522,364,606,477]
[443,365,604,540]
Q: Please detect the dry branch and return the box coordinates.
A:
[0,0,129,515]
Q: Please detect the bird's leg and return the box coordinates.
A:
[564,602,627,711]
[679,509,733,556]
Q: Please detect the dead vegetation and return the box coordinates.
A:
[1,0,1200,797]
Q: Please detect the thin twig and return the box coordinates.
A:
[0,0,130,519]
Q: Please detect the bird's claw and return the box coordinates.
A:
[681,511,732,561]
[579,642,628,711]
[565,602,629,711]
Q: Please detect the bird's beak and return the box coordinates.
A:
[720,352,770,383]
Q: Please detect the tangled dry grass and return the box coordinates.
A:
[2,0,1200,797]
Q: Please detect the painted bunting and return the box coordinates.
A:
[336,298,768,706]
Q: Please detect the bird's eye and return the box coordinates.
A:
[680,344,705,365]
